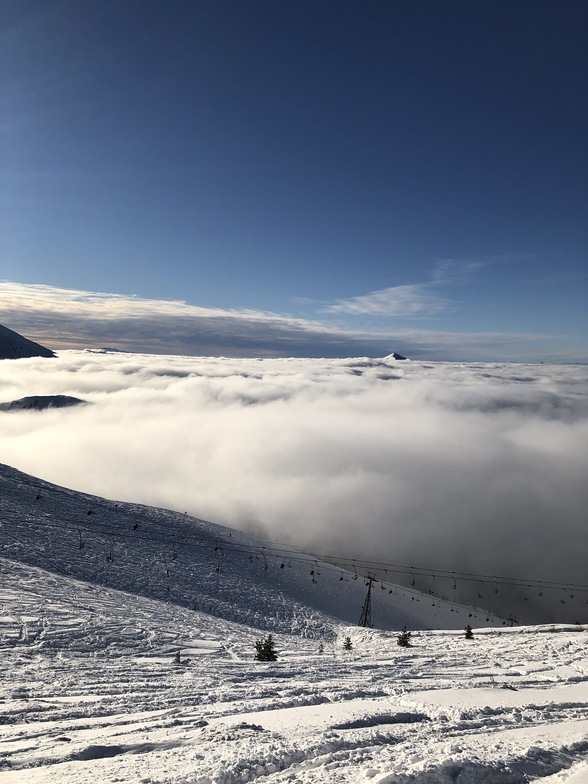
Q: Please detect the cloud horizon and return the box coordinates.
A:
[1,281,583,363]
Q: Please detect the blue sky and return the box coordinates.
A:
[1,0,587,360]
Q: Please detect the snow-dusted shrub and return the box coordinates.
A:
[397,627,412,647]
[255,634,278,661]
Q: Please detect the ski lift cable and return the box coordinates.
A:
[32,515,588,595]
[56,519,583,593]
[23,511,588,594]
[31,508,566,592]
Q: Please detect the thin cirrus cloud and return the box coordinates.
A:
[0,351,586,623]
[326,259,489,317]
[0,281,572,362]
[326,283,450,317]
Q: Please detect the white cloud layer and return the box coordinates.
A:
[0,351,586,622]
[0,281,580,362]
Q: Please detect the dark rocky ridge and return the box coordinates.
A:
[0,324,55,359]
[0,395,86,412]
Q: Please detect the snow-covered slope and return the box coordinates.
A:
[1,464,587,782]
[2,555,587,783]
[0,324,55,359]
[0,462,502,634]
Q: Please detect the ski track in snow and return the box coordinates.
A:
[1,464,587,782]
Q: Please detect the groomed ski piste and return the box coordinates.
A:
[1,463,587,783]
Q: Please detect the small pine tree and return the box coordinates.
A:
[343,636,353,651]
[464,624,474,639]
[397,627,412,647]
[318,642,324,654]
[254,634,278,662]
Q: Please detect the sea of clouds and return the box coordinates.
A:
[1,351,586,622]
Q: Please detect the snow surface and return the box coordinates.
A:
[1,464,587,782]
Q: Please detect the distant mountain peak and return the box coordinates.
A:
[0,324,55,359]
[383,352,408,361]
[0,395,86,412]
